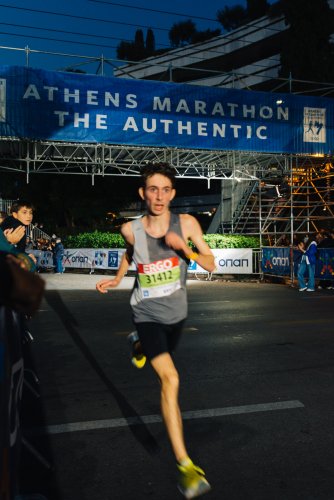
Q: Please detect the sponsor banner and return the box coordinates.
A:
[262,247,334,279]
[33,248,253,273]
[315,248,334,279]
[91,248,137,270]
[63,248,93,268]
[262,247,291,275]
[31,250,54,268]
[189,248,253,274]
[0,65,333,154]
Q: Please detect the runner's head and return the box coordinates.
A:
[139,163,176,216]
[140,163,176,189]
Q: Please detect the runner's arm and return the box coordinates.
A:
[96,222,134,293]
[165,215,215,272]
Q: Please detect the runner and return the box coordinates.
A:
[96,162,215,499]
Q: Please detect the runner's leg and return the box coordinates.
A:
[150,352,188,462]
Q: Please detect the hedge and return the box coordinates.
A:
[64,231,260,249]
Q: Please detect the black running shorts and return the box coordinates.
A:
[134,320,185,361]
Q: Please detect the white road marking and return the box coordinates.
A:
[29,400,304,436]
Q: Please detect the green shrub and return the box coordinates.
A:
[64,231,125,249]
[64,231,260,249]
[203,234,260,249]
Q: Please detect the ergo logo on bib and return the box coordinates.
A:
[139,257,178,274]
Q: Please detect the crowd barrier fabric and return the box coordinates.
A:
[262,247,334,279]
[32,248,254,274]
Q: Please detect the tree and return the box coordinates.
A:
[169,20,197,48]
[216,5,247,31]
[133,29,145,60]
[117,29,157,61]
[278,0,334,82]
[191,28,221,44]
[168,20,220,48]
[146,28,155,56]
[116,40,134,61]
[217,1,269,31]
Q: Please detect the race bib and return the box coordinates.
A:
[138,256,181,299]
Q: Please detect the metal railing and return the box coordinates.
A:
[0,198,15,214]
[27,224,51,243]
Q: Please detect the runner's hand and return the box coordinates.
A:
[165,231,188,254]
[96,278,120,293]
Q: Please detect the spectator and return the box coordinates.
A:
[53,237,65,274]
[25,236,35,251]
[279,234,290,246]
[1,201,34,253]
[297,232,323,292]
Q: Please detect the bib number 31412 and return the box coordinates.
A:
[138,256,181,299]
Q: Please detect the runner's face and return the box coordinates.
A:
[140,174,175,215]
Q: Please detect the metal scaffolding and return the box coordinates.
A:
[0,137,333,242]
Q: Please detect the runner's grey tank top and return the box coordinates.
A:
[130,213,188,324]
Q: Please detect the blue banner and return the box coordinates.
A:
[262,247,291,276]
[316,248,334,279]
[0,65,333,154]
[262,247,334,279]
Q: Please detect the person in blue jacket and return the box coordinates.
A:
[297,232,323,292]
[53,237,65,274]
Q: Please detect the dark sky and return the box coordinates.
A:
[0,0,275,73]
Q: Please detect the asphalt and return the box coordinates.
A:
[19,273,334,500]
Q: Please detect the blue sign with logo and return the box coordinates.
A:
[0,65,333,154]
[262,247,334,279]
[108,251,119,268]
[262,247,291,275]
[187,259,197,271]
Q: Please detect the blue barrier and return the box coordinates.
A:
[262,247,334,279]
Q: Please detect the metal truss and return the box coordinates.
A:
[0,138,295,185]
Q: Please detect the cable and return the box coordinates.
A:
[0,3,169,32]
[0,3,289,70]
[0,2,287,38]
[0,15,287,70]
[0,30,119,50]
[0,20,168,47]
[88,0,220,23]
[0,27,284,75]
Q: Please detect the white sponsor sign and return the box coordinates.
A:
[189,248,253,274]
[63,248,93,268]
[303,107,326,143]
